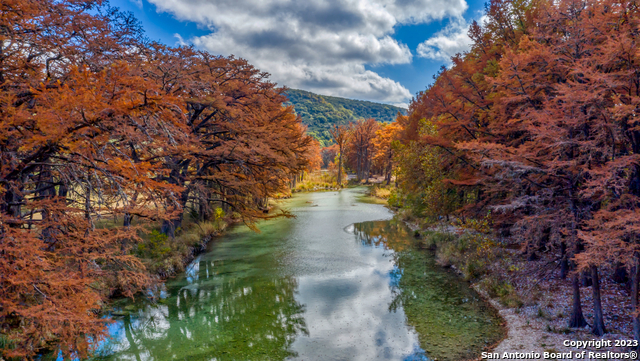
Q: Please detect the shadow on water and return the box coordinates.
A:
[353,220,504,361]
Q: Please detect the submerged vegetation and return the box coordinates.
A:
[95,192,504,361]
[353,220,504,360]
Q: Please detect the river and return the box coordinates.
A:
[93,187,503,361]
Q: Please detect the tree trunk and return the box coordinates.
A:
[84,172,95,231]
[568,272,588,328]
[2,188,23,224]
[366,149,372,183]
[591,265,606,336]
[613,262,629,284]
[161,185,189,238]
[123,213,132,227]
[337,149,343,185]
[581,269,593,287]
[363,147,369,183]
[560,241,568,280]
[198,194,211,222]
[58,181,68,197]
[567,193,587,329]
[385,152,392,185]
[356,149,362,181]
[161,219,181,239]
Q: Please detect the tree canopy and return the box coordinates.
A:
[0,0,314,358]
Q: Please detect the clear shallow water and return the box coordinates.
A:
[92,188,503,361]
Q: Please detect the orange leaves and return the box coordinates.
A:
[305,139,323,172]
[0,0,189,357]
[0,209,147,359]
[134,46,315,234]
[399,0,640,276]
[345,118,380,181]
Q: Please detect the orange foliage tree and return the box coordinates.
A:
[394,0,640,340]
[0,0,315,358]
[321,144,339,169]
[139,46,313,235]
[329,124,350,185]
[345,118,379,181]
[372,120,402,185]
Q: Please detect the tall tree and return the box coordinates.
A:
[347,118,379,181]
[373,120,402,185]
[329,124,350,185]
[0,0,316,358]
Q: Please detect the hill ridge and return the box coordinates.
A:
[285,89,406,146]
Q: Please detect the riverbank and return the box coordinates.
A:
[400,219,635,361]
[290,170,343,193]
[130,218,229,280]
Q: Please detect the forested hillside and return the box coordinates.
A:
[286,89,406,145]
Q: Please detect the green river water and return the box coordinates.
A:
[93,187,503,361]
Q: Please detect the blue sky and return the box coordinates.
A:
[109,0,487,107]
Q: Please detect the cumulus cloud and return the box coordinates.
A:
[144,0,469,103]
[173,33,187,47]
[416,15,487,65]
[129,0,143,9]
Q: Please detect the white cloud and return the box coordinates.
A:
[173,33,187,47]
[416,14,487,65]
[390,102,409,109]
[382,0,468,23]
[145,0,469,103]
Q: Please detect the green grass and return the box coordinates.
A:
[135,218,227,277]
[293,171,342,193]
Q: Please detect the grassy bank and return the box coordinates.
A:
[134,217,228,279]
[418,230,522,308]
[367,183,393,200]
[88,211,231,303]
[401,219,636,359]
[291,170,343,193]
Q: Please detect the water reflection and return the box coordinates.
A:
[94,259,307,360]
[288,238,429,361]
[353,220,504,361]
[95,189,502,361]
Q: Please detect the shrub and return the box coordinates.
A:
[480,277,522,308]
[137,230,171,259]
[463,258,488,280]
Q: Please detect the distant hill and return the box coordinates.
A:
[285,89,407,146]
